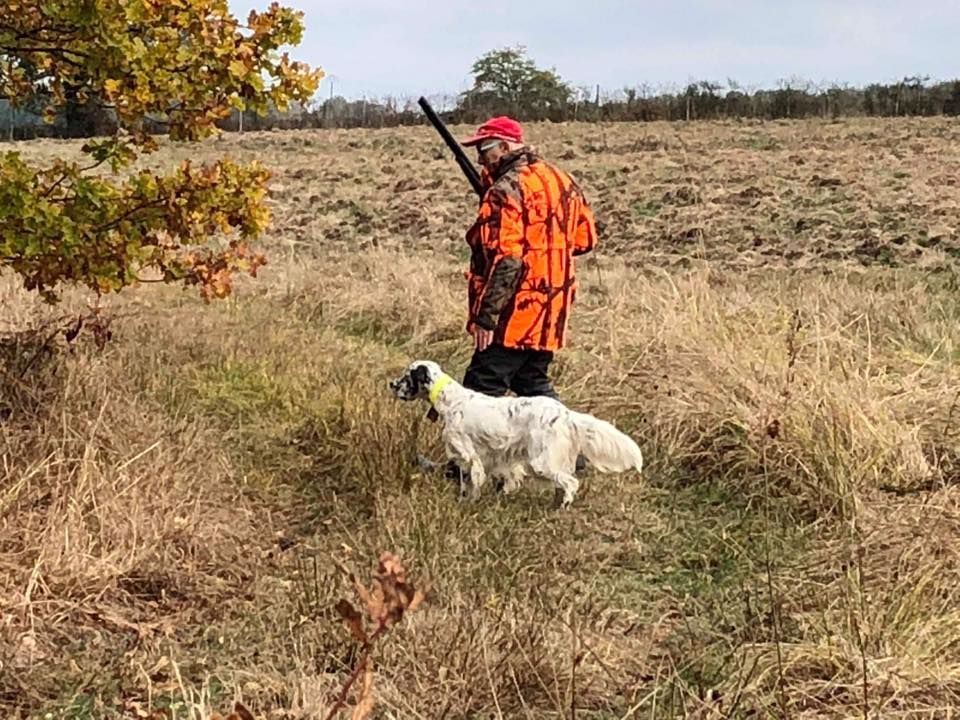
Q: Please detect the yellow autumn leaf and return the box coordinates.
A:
[229,59,249,78]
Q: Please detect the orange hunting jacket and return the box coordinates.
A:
[465,148,597,352]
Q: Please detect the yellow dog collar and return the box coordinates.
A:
[428,374,454,407]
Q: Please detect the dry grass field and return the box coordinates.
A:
[2,116,960,719]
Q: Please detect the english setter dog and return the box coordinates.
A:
[388,360,643,508]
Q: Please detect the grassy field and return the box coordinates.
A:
[2,117,960,719]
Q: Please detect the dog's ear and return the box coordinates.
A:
[411,364,431,394]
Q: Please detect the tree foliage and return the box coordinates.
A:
[457,46,572,122]
[0,0,321,302]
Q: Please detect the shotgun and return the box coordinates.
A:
[417,96,484,197]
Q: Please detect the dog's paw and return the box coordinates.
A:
[552,487,574,510]
[458,482,480,503]
[494,477,520,496]
[415,454,441,474]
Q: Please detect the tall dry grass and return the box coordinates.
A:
[4,255,959,718]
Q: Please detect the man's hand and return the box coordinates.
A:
[472,326,494,352]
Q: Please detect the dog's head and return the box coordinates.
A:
[388,360,445,402]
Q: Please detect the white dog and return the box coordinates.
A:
[388,360,643,507]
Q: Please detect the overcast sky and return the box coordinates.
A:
[235,0,958,101]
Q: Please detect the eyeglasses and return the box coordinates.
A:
[477,139,502,154]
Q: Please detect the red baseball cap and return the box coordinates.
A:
[459,116,524,146]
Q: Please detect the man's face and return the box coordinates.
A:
[476,139,508,170]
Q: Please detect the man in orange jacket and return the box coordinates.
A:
[459,115,597,398]
[444,116,598,485]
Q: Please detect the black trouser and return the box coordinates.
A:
[462,344,559,399]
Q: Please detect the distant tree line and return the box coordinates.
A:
[4,46,960,140]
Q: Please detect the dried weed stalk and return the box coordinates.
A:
[210,702,255,720]
[758,307,803,715]
[327,551,428,720]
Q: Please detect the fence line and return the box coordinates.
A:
[4,78,960,141]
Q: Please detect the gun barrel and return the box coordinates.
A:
[418,97,484,197]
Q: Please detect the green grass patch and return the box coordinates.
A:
[190,358,292,423]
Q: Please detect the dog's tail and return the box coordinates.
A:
[570,412,643,474]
